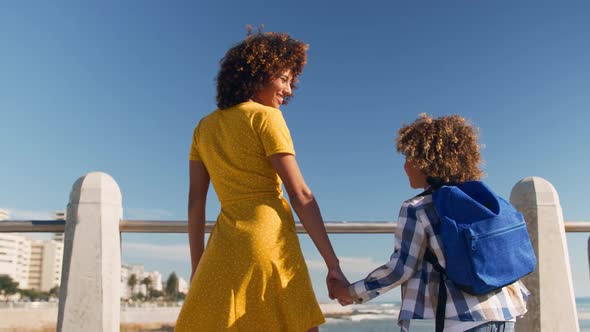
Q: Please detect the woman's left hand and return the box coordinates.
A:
[326,266,353,305]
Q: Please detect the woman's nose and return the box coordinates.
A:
[284,84,292,96]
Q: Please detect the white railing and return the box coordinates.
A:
[1,173,588,331]
[2,219,589,233]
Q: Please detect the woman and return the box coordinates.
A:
[175,31,347,332]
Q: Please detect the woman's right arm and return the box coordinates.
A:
[188,160,210,280]
[270,153,350,299]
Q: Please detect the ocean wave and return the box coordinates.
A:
[321,303,400,321]
[349,314,396,321]
[322,302,398,312]
[325,314,396,324]
[322,301,590,323]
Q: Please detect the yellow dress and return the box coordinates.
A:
[175,101,325,331]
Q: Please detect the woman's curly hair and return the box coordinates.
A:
[396,113,483,184]
[216,31,308,109]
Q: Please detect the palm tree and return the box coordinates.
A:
[127,274,138,297]
[165,272,178,300]
[141,277,152,300]
[49,286,60,298]
[0,275,19,299]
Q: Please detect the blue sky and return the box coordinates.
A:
[1,1,589,302]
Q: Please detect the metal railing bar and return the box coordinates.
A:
[0,220,66,232]
[1,220,589,233]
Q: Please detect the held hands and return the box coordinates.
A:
[326,266,354,306]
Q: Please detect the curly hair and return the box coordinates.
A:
[396,113,483,185]
[216,32,308,109]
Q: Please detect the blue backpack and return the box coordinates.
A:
[425,181,537,295]
[423,181,537,332]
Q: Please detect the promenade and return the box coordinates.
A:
[2,301,590,331]
[0,302,352,331]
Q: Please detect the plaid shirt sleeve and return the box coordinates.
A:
[349,201,427,304]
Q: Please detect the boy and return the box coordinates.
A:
[329,114,529,332]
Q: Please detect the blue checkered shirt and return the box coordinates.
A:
[349,192,530,331]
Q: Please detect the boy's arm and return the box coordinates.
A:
[348,202,427,304]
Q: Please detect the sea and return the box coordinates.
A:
[320,298,590,331]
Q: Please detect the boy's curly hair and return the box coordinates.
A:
[396,113,483,184]
[216,31,308,109]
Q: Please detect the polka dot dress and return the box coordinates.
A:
[175,101,325,331]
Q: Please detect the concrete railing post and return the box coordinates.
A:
[57,172,123,332]
[510,176,579,332]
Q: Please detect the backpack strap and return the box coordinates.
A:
[424,249,447,332]
[418,188,447,332]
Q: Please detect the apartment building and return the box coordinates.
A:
[40,239,63,291]
[121,264,164,298]
[0,233,31,289]
[0,226,63,292]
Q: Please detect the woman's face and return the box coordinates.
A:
[252,69,293,109]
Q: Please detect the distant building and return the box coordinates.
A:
[27,241,44,290]
[121,264,144,298]
[52,233,64,242]
[40,239,63,291]
[122,265,153,296]
[146,270,163,292]
[121,264,132,299]
[27,238,63,292]
[0,234,31,289]
[121,264,166,299]
[178,277,189,294]
[0,232,63,292]
[53,211,65,242]
[0,209,9,221]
